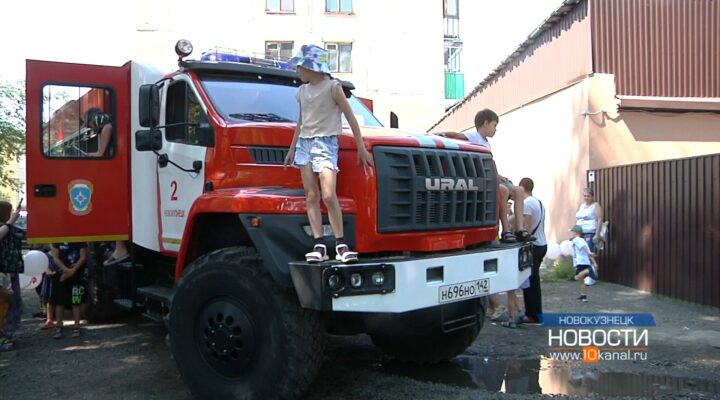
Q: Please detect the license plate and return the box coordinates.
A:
[438,279,489,304]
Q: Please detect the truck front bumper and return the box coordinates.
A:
[289,243,533,312]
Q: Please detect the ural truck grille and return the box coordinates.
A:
[374,146,498,233]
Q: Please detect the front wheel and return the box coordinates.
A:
[168,247,326,400]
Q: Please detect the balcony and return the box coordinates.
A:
[445,72,465,100]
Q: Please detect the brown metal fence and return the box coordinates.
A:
[593,154,720,308]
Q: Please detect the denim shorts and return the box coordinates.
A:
[293,136,339,173]
[575,264,597,279]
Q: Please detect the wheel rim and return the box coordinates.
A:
[196,296,257,378]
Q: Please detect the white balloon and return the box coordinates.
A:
[560,240,574,257]
[584,276,596,286]
[545,243,561,260]
[19,273,41,290]
[23,250,49,276]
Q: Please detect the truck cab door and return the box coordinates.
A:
[25,60,131,244]
[156,75,211,253]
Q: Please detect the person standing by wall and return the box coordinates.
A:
[518,178,546,324]
[575,187,603,273]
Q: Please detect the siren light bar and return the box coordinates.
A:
[200,46,295,71]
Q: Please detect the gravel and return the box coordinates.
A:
[1,280,718,399]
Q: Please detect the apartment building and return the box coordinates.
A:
[133,0,459,133]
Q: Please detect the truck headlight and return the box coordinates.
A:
[350,273,363,288]
[371,271,384,286]
[327,274,342,291]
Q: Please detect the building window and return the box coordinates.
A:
[444,45,462,72]
[443,0,458,18]
[326,0,352,13]
[267,0,293,13]
[325,43,352,73]
[265,41,294,61]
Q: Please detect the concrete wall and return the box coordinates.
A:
[479,81,591,245]
[431,73,720,245]
[586,74,720,169]
[132,0,446,133]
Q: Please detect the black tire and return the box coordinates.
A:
[168,247,326,400]
[368,298,485,364]
[84,243,121,322]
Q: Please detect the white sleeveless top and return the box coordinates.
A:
[296,78,342,138]
[575,203,598,233]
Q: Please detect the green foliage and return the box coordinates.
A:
[0,80,26,191]
[541,256,576,282]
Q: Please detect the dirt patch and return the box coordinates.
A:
[1,281,718,399]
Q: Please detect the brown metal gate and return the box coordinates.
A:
[593,154,720,308]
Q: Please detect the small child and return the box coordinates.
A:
[50,242,88,339]
[284,44,373,263]
[0,272,12,328]
[570,225,597,302]
[39,252,61,330]
[0,272,13,351]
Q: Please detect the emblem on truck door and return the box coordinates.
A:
[68,179,93,216]
[425,178,480,191]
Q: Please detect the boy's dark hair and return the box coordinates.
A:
[474,108,499,129]
[0,201,12,223]
[519,177,534,193]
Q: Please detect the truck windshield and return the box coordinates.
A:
[199,77,382,127]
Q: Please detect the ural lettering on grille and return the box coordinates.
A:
[374,147,498,233]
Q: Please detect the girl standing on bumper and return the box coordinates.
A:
[284,44,373,263]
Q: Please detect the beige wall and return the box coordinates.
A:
[431,72,720,245]
[132,0,446,133]
[586,74,720,169]
[429,82,592,245]
[488,81,591,245]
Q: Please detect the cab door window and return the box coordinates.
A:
[165,81,212,146]
[41,85,115,158]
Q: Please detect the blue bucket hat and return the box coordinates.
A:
[288,44,331,74]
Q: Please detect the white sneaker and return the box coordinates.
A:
[335,244,358,263]
[305,244,329,263]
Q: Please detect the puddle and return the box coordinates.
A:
[375,356,720,397]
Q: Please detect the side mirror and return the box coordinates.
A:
[136,129,162,151]
[390,112,399,129]
[139,84,160,128]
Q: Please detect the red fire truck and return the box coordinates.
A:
[25,40,532,399]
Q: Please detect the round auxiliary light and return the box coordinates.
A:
[327,274,342,291]
[371,272,384,286]
[350,273,363,288]
[175,39,194,58]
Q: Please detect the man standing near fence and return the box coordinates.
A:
[518,178,547,324]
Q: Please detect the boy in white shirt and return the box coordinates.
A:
[570,225,597,302]
[437,109,534,243]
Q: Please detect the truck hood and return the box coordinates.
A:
[352,126,488,153]
[224,122,490,154]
